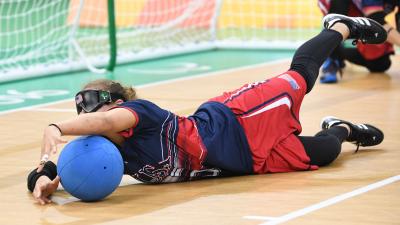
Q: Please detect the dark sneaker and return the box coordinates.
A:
[320,57,344,84]
[321,116,384,152]
[322,13,387,44]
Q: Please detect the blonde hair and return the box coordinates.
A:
[83,79,137,101]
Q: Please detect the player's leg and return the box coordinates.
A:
[318,0,350,84]
[298,116,384,167]
[321,44,392,83]
[321,116,384,152]
[329,0,350,15]
[297,126,348,166]
[291,28,344,88]
[341,47,392,72]
[290,14,387,93]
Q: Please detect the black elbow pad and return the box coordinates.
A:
[367,11,387,25]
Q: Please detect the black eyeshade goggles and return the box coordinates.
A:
[75,90,126,114]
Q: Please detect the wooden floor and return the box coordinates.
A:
[1,55,399,225]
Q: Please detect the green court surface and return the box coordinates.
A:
[0,49,294,112]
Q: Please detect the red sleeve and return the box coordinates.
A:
[109,106,139,138]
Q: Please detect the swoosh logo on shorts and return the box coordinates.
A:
[242,96,291,118]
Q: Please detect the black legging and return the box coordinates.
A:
[339,47,392,72]
[329,0,350,15]
[298,127,348,166]
[290,29,343,93]
[289,29,349,166]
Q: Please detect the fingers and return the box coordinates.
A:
[36,165,43,173]
[53,136,69,153]
[42,196,52,204]
[33,188,47,205]
[35,195,52,205]
[33,187,41,199]
[51,143,57,155]
[37,156,48,172]
[36,198,46,205]
[36,154,49,172]
[36,196,50,205]
[39,125,65,169]
[49,176,61,191]
[33,180,55,205]
[47,138,68,156]
[59,137,68,144]
[53,176,61,185]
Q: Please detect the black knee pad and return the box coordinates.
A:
[290,61,319,93]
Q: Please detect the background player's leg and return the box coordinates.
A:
[341,48,392,72]
[325,0,350,64]
[297,126,349,166]
[318,0,350,83]
[329,0,350,15]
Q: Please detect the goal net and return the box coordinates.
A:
[0,0,322,83]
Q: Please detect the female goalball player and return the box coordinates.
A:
[28,14,385,205]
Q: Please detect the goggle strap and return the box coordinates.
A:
[109,92,126,102]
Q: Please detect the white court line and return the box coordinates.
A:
[0,58,290,116]
[243,216,278,221]
[244,175,400,225]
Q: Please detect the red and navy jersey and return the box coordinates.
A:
[116,99,253,183]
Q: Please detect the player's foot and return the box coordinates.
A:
[321,116,384,152]
[320,58,344,84]
[322,13,387,44]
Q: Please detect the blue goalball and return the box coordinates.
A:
[57,135,124,202]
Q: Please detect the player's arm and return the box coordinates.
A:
[54,107,136,136]
[29,107,132,204]
[384,24,400,46]
[31,107,136,204]
[39,108,136,170]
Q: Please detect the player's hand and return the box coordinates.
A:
[33,176,60,205]
[38,125,67,172]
